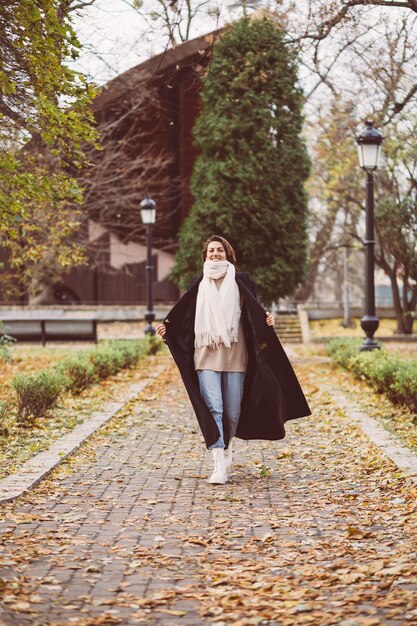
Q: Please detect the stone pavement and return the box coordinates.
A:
[1,356,417,626]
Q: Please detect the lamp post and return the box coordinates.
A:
[140,196,157,336]
[356,120,383,351]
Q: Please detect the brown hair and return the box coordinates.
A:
[202,235,237,264]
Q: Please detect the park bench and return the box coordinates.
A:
[0,318,98,345]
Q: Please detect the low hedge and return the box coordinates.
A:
[327,338,417,412]
[10,337,162,423]
[12,369,67,424]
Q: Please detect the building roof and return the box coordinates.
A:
[93,31,219,112]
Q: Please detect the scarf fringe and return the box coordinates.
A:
[195,330,239,350]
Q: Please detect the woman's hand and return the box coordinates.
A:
[156,323,167,337]
[266,311,275,327]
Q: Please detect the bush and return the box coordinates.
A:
[89,346,125,379]
[143,335,162,356]
[12,370,66,422]
[117,342,143,367]
[326,338,361,365]
[120,343,142,367]
[0,329,16,363]
[60,356,97,394]
[9,338,162,425]
[60,340,151,392]
[0,401,13,436]
[105,337,161,362]
[327,338,417,413]
[389,364,417,411]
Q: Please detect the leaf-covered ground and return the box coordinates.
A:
[0,353,417,625]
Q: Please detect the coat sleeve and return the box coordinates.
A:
[163,276,201,342]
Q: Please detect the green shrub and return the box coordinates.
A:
[103,337,160,363]
[60,340,148,391]
[389,363,417,411]
[8,338,160,425]
[327,337,417,414]
[116,342,142,368]
[12,370,66,422]
[88,346,124,379]
[0,329,16,363]
[326,338,361,365]
[144,335,163,356]
[0,401,13,436]
[60,356,97,394]
[364,353,403,393]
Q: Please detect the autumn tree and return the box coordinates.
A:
[286,1,417,113]
[0,0,98,300]
[295,99,363,302]
[171,15,310,305]
[304,95,417,332]
[373,114,417,333]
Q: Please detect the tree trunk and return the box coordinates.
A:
[295,260,321,302]
[403,312,414,334]
[28,281,56,305]
[295,211,339,302]
[388,272,407,334]
[402,277,417,334]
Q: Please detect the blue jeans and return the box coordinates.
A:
[197,370,245,449]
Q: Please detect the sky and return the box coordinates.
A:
[70,1,393,109]
[70,1,416,133]
[71,0,241,85]
[72,0,155,83]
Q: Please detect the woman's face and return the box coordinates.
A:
[206,240,227,262]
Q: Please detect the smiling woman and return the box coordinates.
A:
[156,235,311,485]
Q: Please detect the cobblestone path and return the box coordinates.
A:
[1,354,417,626]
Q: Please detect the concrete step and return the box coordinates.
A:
[274,314,302,343]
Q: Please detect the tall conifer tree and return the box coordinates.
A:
[171,15,310,305]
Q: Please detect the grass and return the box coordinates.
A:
[309,317,403,339]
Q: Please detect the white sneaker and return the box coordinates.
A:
[224,438,233,471]
[208,448,228,484]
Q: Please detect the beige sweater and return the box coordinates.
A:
[194,277,248,373]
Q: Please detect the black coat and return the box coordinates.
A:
[164,272,311,449]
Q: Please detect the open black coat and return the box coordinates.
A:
[164,272,311,449]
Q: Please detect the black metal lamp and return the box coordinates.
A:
[357,120,383,170]
[356,120,383,351]
[140,196,157,336]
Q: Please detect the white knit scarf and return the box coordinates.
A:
[194,260,241,349]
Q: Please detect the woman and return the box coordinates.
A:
[157,235,311,485]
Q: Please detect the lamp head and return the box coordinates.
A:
[140,196,157,225]
[356,120,383,171]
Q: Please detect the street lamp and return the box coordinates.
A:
[140,196,157,336]
[356,120,383,351]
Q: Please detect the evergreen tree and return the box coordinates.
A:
[171,15,310,305]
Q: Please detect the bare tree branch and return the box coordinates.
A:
[296,0,417,43]
[78,73,179,257]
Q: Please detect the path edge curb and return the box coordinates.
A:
[0,361,170,505]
